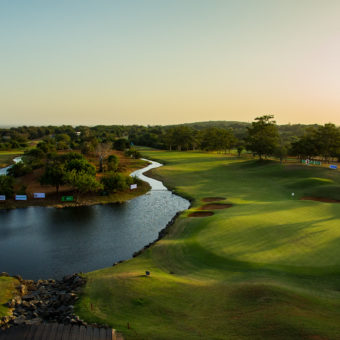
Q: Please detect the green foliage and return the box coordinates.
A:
[40,161,66,193]
[65,170,103,195]
[0,176,14,197]
[113,138,129,151]
[291,124,340,161]
[7,161,32,177]
[64,158,96,176]
[106,155,119,172]
[100,172,134,193]
[124,148,141,159]
[246,115,280,159]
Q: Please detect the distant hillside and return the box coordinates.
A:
[166,120,320,141]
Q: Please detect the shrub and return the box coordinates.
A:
[106,155,119,172]
[124,149,141,159]
[0,176,14,197]
[100,172,134,193]
[7,162,32,177]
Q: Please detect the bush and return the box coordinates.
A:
[113,138,129,151]
[124,149,141,159]
[100,172,134,193]
[0,176,14,197]
[7,162,32,177]
[106,155,119,172]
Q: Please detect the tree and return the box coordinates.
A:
[64,158,96,176]
[246,115,279,160]
[314,123,340,162]
[290,132,319,160]
[100,172,133,193]
[106,155,119,172]
[40,162,66,194]
[95,143,111,172]
[7,161,32,177]
[113,138,129,151]
[220,129,237,153]
[236,143,244,157]
[65,170,103,200]
[0,176,14,197]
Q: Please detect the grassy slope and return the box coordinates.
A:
[76,150,340,340]
[0,277,19,318]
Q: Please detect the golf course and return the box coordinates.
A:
[72,150,340,339]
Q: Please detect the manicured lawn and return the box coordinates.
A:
[76,150,340,339]
[0,277,19,318]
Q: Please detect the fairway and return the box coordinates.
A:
[76,151,340,339]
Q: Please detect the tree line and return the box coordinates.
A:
[1,117,340,162]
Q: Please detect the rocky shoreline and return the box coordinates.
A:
[0,272,91,330]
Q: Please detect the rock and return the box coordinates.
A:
[13,315,26,325]
[6,299,16,308]
[18,284,28,295]
[7,273,87,328]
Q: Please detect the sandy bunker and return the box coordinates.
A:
[188,211,214,217]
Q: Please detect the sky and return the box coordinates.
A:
[1,0,340,126]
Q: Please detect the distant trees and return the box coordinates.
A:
[290,124,340,161]
[246,115,279,159]
[113,138,129,151]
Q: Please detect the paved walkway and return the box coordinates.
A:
[0,323,122,340]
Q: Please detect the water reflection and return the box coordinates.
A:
[0,160,189,279]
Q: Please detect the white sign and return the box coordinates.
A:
[15,195,27,201]
[130,184,137,190]
[34,193,45,198]
[0,195,6,201]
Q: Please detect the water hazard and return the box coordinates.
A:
[0,160,189,279]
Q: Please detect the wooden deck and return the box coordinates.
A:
[0,323,122,340]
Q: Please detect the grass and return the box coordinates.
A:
[0,150,24,168]
[0,277,19,318]
[76,150,340,339]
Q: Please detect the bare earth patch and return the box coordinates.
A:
[301,196,340,203]
[188,211,214,217]
[202,197,226,202]
[200,203,233,210]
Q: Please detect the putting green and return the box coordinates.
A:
[76,151,340,339]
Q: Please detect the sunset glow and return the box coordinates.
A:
[1,0,340,126]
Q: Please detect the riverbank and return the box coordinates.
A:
[0,157,189,331]
[0,151,23,169]
[0,157,151,210]
[0,182,150,210]
[75,150,340,340]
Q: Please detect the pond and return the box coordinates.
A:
[0,160,189,280]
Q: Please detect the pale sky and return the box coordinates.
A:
[1,0,340,126]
